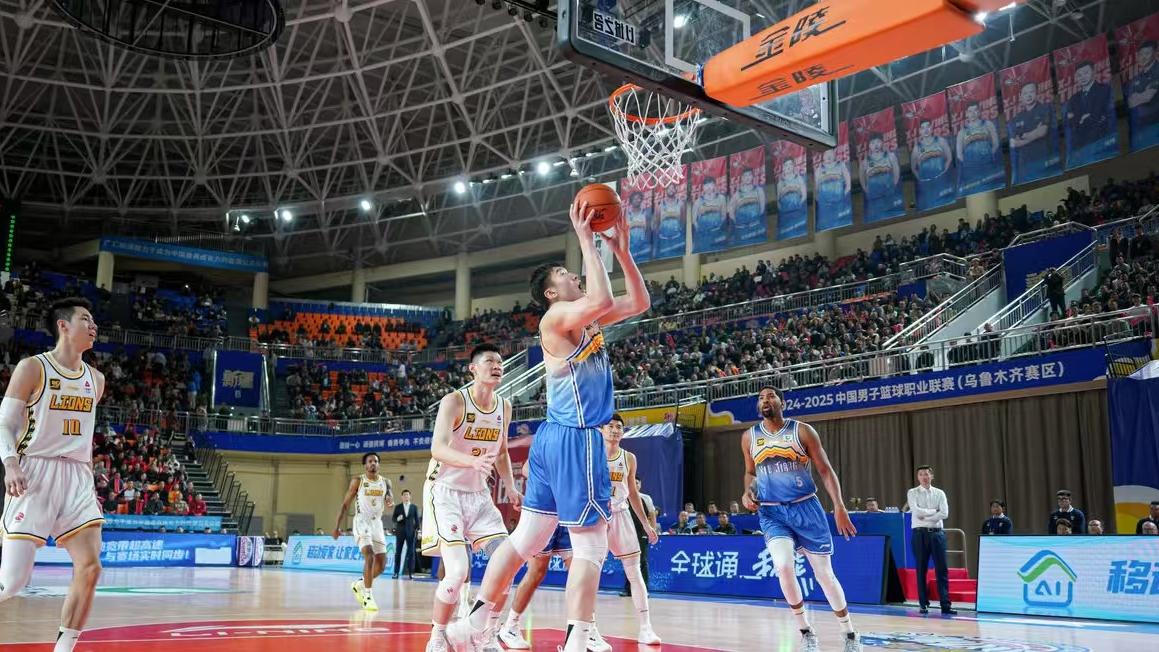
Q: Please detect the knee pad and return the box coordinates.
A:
[766,537,797,578]
[806,552,838,586]
[508,512,558,561]
[0,538,38,601]
[622,556,642,578]
[435,548,470,605]
[568,525,609,569]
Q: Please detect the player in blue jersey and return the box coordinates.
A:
[449,200,649,652]
[728,167,767,245]
[815,148,851,224]
[691,176,728,251]
[955,102,1001,194]
[910,119,954,210]
[654,183,685,259]
[776,157,808,237]
[857,133,901,219]
[741,387,860,652]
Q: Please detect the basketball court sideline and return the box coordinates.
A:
[0,566,1153,651]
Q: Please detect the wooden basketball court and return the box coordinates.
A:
[1,566,1154,651]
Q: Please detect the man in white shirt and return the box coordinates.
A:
[907,465,955,615]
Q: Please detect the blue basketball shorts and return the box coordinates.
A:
[537,525,572,557]
[522,421,612,528]
[758,495,834,555]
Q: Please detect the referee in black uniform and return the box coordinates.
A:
[622,477,656,596]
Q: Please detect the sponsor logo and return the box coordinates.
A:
[14,512,24,522]
[84,380,92,394]
[451,524,459,534]
[1019,550,1077,609]
[49,379,61,390]
[861,633,1090,651]
[466,413,476,423]
[756,438,765,446]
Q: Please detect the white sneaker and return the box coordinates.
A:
[350,580,364,607]
[498,627,531,650]
[480,627,502,652]
[637,625,662,645]
[586,624,612,652]
[426,632,450,652]
[801,630,820,652]
[843,632,862,652]
[446,619,483,652]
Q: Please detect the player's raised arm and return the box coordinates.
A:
[2,358,45,496]
[334,477,360,539]
[598,212,651,326]
[798,423,857,540]
[495,399,522,511]
[740,429,758,512]
[541,201,616,333]
[432,391,497,472]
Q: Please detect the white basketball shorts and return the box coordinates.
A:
[420,481,507,557]
[1,456,104,546]
[607,508,641,559]
[352,514,387,554]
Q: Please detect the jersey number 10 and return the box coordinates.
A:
[61,419,82,436]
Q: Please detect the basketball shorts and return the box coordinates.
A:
[1,456,104,546]
[420,482,507,558]
[537,525,572,560]
[352,514,387,554]
[607,508,641,559]
[522,421,611,528]
[758,495,833,555]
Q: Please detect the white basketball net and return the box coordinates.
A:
[608,85,701,189]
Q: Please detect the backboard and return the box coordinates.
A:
[560,0,839,149]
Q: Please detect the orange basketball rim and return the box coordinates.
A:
[703,0,1029,107]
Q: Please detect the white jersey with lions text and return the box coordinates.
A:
[18,352,99,464]
[427,388,507,493]
[356,474,389,519]
[608,448,631,513]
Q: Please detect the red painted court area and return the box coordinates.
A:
[5,620,711,652]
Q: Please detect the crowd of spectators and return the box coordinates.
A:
[1056,175,1159,227]
[254,304,426,352]
[608,292,941,391]
[130,283,228,339]
[92,425,208,521]
[282,360,466,421]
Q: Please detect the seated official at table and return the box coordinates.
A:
[668,511,693,535]
[714,513,737,535]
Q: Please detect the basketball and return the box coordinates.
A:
[574,184,622,233]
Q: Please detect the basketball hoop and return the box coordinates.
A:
[608,84,701,188]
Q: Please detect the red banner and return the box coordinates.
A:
[1116,12,1159,152]
[852,106,900,160]
[1054,34,1119,168]
[947,73,1005,196]
[901,92,956,212]
[690,157,729,254]
[727,145,768,248]
[1000,55,1062,185]
[769,141,808,240]
[999,56,1054,122]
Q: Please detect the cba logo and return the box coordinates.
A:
[1018,550,1077,609]
[862,633,1090,651]
[49,379,61,390]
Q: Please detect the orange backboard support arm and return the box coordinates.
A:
[703,0,1026,108]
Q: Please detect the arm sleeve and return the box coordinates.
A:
[0,397,28,462]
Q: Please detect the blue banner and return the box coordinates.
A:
[978,536,1159,623]
[471,534,887,605]
[1056,35,1121,170]
[728,146,770,247]
[35,532,236,567]
[1002,230,1093,302]
[853,108,906,224]
[1118,15,1159,153]
[104,514,222,532]
[215,351,264,409]
[199,431,432,455]
[284,535,398,574]
[621,176,654,264]
[771,141,809,240]
[949,74,1008,198]
[710,348,1106,422]
[99,237,268,273]
[813,123,853,232]
[1108,377,1159,533]
[903,93,958,213]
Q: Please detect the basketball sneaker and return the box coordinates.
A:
[801,630,819,652]
[498,627,530,650]
[843,632,863,652]
[363,591,378,612]
[425,632,450,652]
[350,580,364,607]
[587,624,612,652]
[445,619,482,652]
[478,627,502,652]
[637,625,662,645]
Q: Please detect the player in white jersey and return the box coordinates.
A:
[601,414,660,644]
[334,451,393,611]
[423,343,521,652]
[1,298,106,652]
